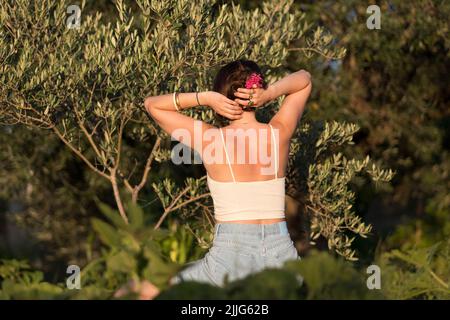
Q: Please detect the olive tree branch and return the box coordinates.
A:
[131,136,161,203]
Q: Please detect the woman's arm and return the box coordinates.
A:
[267,70,312,139]
[266,70,311,99]
[234,70,311,140]
[144,91,242,150]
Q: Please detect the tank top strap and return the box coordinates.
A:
[268,124,278,179]
[219,128,236,183]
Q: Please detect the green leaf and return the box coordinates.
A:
[96,200,128,229]
[126,201,144,230]
[106,251,136,274]
[91,218,121,247]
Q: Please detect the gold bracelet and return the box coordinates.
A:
[195,92,201,106]
[175,92,181,110]
[172,92,179,111]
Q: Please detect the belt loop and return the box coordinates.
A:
[279,222,288,235]
[261,224,265,239]
[215,224,221,237]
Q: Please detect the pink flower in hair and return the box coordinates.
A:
[245,72,263,89]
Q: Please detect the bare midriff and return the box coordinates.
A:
[216,218,285,224]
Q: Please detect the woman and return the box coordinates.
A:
[145,60,312,287]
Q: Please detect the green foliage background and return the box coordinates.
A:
[0,0,448,299]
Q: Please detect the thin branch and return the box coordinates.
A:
[158,175,208,213]
[288,47,339,60]
[163,184,192,212]
[131,136,161,203]
[74,108,104,162]
[427,268,450,290]
[110,169,129,224]
[167,193,211,213]
[52,125,110,180]
[199,202,214,229]
[154,192,211,230]
[118,169,134,193]
[113,112,128,171]
[71,83,106,162]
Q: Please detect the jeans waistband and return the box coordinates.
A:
[214,221,289,238]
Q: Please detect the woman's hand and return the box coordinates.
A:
[114,279,160,300]
[233,84,273,108]
[204,91,243,120]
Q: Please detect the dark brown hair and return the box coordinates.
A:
[212,60,267,124]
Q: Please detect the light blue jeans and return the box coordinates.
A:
[170,221,300,287]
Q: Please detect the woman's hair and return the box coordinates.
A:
[212,60,267,124]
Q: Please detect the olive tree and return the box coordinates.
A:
[0,0,392,259]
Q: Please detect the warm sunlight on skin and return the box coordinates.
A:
[145,69,311,228]
[171,122,278,171]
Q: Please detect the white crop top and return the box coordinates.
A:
[207,124,286,221]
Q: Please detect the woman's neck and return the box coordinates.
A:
[230,111,257,125]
